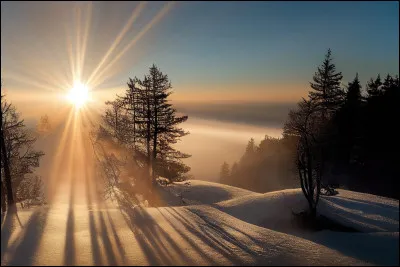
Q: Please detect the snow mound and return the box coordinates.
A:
[215,189,308,231]
[319,189,399,233]
[167,180,260,205]
[178,181,399,235]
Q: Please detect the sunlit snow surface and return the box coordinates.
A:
[1,180,398,266]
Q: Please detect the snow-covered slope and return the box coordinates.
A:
[169,181,399,234]
[319,189,399,233]
[167,180,260,205]
[215,189,308,231]
[1,179,399,266]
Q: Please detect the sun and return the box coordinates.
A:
[67,81,89,108]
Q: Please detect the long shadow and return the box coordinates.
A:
[189,207,263,256]
[323,195,399,219]
[86,173,104,266]
[105,208,127,265]
[134,207,196,265]
[1,206,21,262]
[115,198,160,266]
[320,198,398,231]
[119,201,173,265]
[116,193,200,265]
[164,207,246,265]
[86,171,125,266]
[63,175,76,266]
[97,210,117,265]
[328,193,399,210]
[157,208,219,265]
[6,205,50,266]
[209,203,272,245]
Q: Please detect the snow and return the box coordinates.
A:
[166,180,260,205]
[215,189,308,231]
[318,189,399,233]
[1,179,399,266]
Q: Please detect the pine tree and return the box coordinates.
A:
[97,64,191,200]
[231,162,238,176]
[366,74,382,98]
[381,74,395,93]
[146,64,190,184]
[220,162,230,184]
[345,73,362,106]
[242,138,256,162]
[337,73,363,165]
[309,48,344,118]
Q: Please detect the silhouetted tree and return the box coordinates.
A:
[147,64,190,184]
[97,65,191,205]
[284,98,323,217]
[366,74,382,98]
[1,94,45,210]
[307,49,345,186]
[345,73,362,107]
[224,136,298,193]
[1,94,14,210]
[309,48,344,118]
[220,162,230,184]
[231,162,238,177]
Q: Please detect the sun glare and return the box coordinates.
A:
[67,81,89,108]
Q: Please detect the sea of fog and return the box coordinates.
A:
[11,97,294,182]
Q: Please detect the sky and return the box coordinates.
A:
[1,1,399,181]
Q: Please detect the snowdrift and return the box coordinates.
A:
[319,189,399,233]
[167,180,260,205]
[215,189,308,231]
[169,180,399,234]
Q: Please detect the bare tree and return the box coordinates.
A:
[284,98,323,217]
[1,94,45,210]
[1,94,15,209]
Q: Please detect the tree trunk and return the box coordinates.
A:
[1,182,6,213]
[152,86,158,185]
[0,123,14,207]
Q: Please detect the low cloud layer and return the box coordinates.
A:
[174,101,297,129]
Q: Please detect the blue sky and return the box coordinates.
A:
[1,1,399,101]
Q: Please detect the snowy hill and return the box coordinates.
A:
[1,179,398,266]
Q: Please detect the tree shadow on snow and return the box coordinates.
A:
[5,205,50,266]
[85,172,127,266]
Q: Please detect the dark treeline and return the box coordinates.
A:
[221,49,399,212]
[92,64,191,206]
[220,136,298,193]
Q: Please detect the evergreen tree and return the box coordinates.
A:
[147,64,190,184]
[366,74,382,98]
[332,73,363,169]
[241,138,256,164]
[97,64,191,203]
[231,162,238,176]
[308,49,344,186]
[381,74,396,94]
[309,48,344,118]
[220,162,230,184]
[345,73,362,107]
